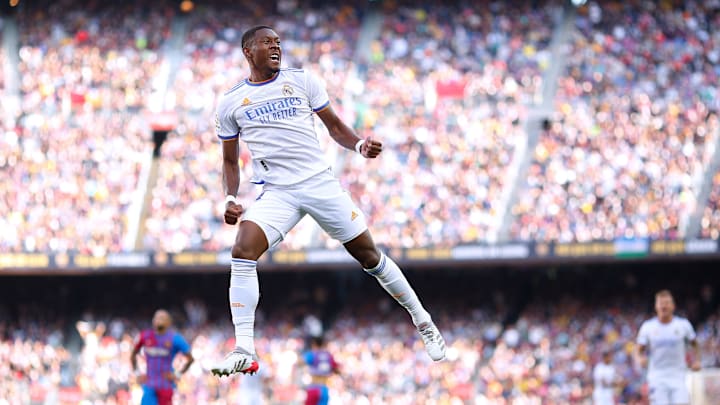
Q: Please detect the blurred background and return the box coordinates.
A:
[0,0,719,403]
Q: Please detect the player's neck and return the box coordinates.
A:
[658,315,673,324]
[248,70,279,83]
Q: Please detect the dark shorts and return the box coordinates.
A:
[141,386,173,405]
[305,384,329,405]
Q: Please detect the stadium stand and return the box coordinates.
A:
[2,1,175,254]
[510,0,720,242]
[3,0,719,253]
[700,171,720,239]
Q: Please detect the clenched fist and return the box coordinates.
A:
[361,137,383,158]
[224,201,244,225]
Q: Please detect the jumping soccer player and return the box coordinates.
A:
[211,25,446,376]
[636,290,701,405]
[131,309,194,405]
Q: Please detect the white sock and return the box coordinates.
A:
[229,258,259,355]
[364,253,431,326]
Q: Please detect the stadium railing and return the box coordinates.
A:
[0,238,718,273]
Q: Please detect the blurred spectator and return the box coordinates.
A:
[511,0,720,242]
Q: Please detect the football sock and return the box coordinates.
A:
[364,253,431,326]
[229,258,259,355]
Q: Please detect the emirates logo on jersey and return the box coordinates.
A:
[282,84,294,96]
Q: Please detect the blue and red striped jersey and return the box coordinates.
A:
[134,329,190,389]
[303,349,338,377]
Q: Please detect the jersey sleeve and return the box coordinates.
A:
[637,321,649,346]
[215,96,240,140]
[305,71,330,113]
[133,331,146,351]
[173,333,191,355]
[303,351,314,365]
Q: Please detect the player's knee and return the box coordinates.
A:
[231,243,261,261]
[359,249,381,269]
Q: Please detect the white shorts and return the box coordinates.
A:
[243,169,368,248]
[648,378,690,405]
[593,389,614,405]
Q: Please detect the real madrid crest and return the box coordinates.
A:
[282,84,294,96]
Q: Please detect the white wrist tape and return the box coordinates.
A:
[225,195,238,205]
[354,139,366,154]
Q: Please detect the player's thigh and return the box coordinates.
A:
[648,381,672,405]
[669,380,690,405]
[593,391,613,405]
[140,386,159,405]
[305,385,329,405]
[243,189,304,248]
[155,388,174,405]
[301,174,367,243]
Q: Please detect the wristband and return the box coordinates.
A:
[225,195,238,205]
[354,139,366,154]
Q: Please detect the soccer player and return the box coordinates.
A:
[636,290,701,405]
[593,350,619,405]
[302,336,339,405]
[131,309,194,405]
[211,25,446,376]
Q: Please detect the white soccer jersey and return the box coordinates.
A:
[637,316,696,382]
[593,362,616,404]
[215,68,331,185]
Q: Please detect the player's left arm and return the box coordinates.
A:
[686,319,701,371]
[316,106,382,159]
[305,70,381,158]
[689,339,701,371]
[173,334,194,377]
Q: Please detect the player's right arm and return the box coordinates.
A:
[636,322,649,369]
[222,138,243,225]
[131,332,143,371]
[684,318,701,371]
[216,98,243,225]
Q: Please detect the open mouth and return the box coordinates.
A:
[270,54,280,62]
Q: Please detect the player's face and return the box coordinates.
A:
[152,310,171,333]
[655,295,675,319]
[246,28,281,75]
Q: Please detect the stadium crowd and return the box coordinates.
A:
[1,1,175,254]
[511,0,720,242]
[1,270,719,404]
[3,0,720,255]
[699,170,720,239]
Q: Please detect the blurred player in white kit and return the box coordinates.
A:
[636,290,701,405]
[593,349,620,404]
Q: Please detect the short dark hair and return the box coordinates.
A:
[656,289,673,300]
[311,336,325,347]
[241,25,274,49]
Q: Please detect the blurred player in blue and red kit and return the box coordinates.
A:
[131,309,194,405]
[303,336,339,405]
